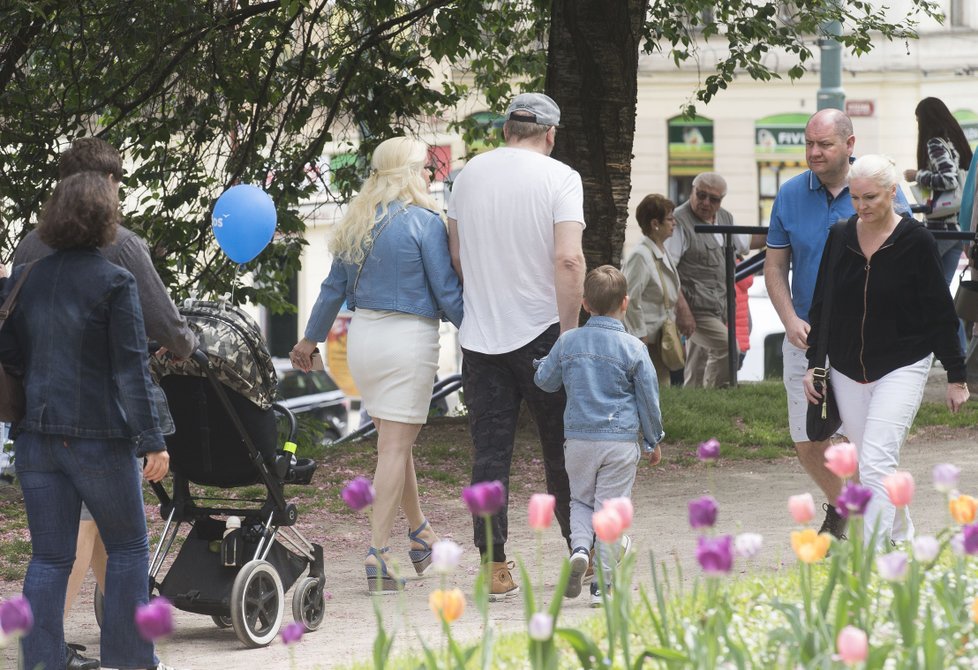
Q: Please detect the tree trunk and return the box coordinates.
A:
[545,0,647,271]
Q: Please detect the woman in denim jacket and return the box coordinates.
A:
[0,173,172,670]
[291,137,463,594]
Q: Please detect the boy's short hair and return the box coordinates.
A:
[59,137,123,182]
[584,265,627,315]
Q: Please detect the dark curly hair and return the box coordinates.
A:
[635,193,675,236]
[38,172,120,250]
[58,137,123,182]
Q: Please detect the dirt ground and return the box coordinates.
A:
[3,376,978,668]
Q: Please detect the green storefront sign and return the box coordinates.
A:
[953,109,978,148]
[667,114,714,175]
[755,112,808,160]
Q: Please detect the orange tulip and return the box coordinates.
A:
[972,596,978,624]
[429,588,465,623]
[950,494,978,525]
[790,529,831,563]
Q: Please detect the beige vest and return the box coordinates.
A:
[674,201,729,320]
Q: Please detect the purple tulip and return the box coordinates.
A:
[341,476,376,511]
[835,483,873,519]
[963,523,978,555]
[697,438,720,462]
[932,463,961,494]
[696,535,734,575]
[280,620,304,645]
[688,495,718,529]
[462,481,506,516]
[876,551,909,582]
[0,595,33,637]
[134,596,173,641]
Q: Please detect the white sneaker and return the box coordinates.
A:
[564,547,590,598]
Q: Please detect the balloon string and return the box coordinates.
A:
[231,264,242,305]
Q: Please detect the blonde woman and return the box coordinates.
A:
[291,137,463,594]
[622,194,681,380]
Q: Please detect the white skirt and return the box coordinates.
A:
[347,308,440,424]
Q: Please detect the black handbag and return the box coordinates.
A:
[806,222,845,442]
[0,263,36,423]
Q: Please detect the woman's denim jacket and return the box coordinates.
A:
[0,250,164,455]
[533,316,664,451]
[304,204,464,340]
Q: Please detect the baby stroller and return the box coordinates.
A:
[144,299,326,648]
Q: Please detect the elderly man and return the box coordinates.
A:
[665,173,737,388]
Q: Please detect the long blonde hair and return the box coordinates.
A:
[330,137,440,264]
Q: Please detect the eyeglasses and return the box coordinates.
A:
[695,189,724,205]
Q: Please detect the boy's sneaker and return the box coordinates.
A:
[589,580,610,607]
[565,547,590,598]
[583,533,632,584]
[487,560,520,601]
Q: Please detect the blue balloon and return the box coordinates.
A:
[211,184,277,264]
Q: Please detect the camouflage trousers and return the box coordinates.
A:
[462,324,572,553]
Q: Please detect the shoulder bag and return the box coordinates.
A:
[910,139,965,219]
[0,263,36,423]
[806,222,845,442]
[652,253,686,372]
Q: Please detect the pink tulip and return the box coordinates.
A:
[824,442,859,479]
[527,494,556,530]
[788,493,816,525]
[883,471,915,508]
[836,625,868,665]
[592,507,624,544]
[603,497,634,530]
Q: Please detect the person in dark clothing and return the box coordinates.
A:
[804,154,969,548]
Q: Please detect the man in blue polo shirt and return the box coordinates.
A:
[766,108,908,540]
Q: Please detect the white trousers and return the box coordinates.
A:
[831,356,931,546]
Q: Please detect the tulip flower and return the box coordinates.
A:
[824,442,859,479]
[952,531,966,556]
[882,471,915,508]
[836,626,868,666]
[462,481,506,516]
[280,620,304,645]
[733,532,763,559]
[912,535,940,563]
[527,612,554,641]
[972,596,978,625]
[592,506,625,543]
[0,596,33,638]
[430,539,463,575]
[603,497,634,530]
[876,551,909,582]
[341,476,375,511]
[963,523,978,555]
[429,588,465,623]
[696,438,720,462]
[787,493,815,525]
[688,495,718,529]
[134,596,173,641]
[949,494,978,525]
[527,493,556,530]
[932,463,961,494]
[790,529,831,563]
[696,535,734,575]
[835,483,872,518]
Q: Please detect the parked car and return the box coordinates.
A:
[272,358,349,443]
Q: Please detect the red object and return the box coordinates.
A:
[735,274,753,353]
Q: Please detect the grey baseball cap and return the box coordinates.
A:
[505,93,561,127]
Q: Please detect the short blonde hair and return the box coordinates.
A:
[330,137,440,264]
[584,265,627,315]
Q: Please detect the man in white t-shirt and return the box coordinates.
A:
[447,92,586,600]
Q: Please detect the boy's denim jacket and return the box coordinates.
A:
[533,316,664,451]
[304,203,463,340]
[0,250,164,456]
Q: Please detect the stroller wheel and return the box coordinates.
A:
[230,559,284,648]
[211,614,233,629]
[291,576,326,631]
[93,586,104,628]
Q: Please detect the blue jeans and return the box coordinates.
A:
[16,432,156,670]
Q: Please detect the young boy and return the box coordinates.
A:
[534,265,663,606]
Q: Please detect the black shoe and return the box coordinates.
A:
[818,503,848,541]
[66,642,100,670]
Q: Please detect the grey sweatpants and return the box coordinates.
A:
[565,438,641,582]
